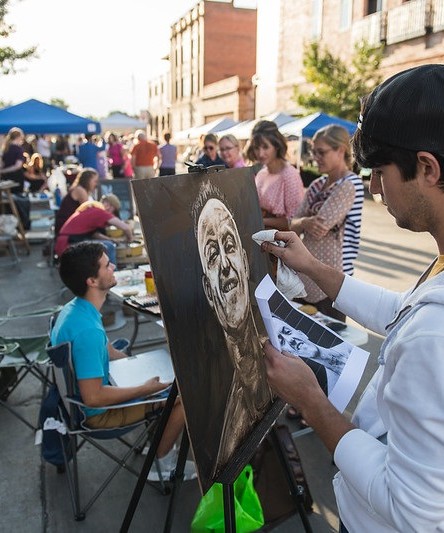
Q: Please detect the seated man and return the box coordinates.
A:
[55,193,132,265]
[51,241,195,480]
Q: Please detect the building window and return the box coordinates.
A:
[340,0,352,30]
[312,0,323,40]
[367,0,382,15]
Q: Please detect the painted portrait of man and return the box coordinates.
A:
[132,169,284,493]
[192,181,273,478]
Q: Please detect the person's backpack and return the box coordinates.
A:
[39,384,72,469]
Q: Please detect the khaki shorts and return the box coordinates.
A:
[86,401,162,429]
[134,166,155,180]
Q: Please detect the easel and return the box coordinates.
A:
[120,381,313,533]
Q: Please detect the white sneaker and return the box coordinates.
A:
[183,460,197,481]
[146,458,197,482]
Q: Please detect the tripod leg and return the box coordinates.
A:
[120,381,178,533]
[270,426,314,533]
[223,483,237,533]
[163,430,190,533]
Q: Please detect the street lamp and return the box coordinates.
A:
[251,74,260,120]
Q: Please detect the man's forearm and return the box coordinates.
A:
[301,390,355,454]
[302,256,346,302]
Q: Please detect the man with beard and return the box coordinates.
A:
[192,181,273,476]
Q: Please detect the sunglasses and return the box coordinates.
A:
[311,148,333,158]
[204,145,215,151]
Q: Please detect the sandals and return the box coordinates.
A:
[286,406,309,428]
[285,406,301,420]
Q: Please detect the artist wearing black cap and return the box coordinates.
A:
[261,64,444,532]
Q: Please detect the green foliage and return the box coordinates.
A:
[50,98,69,110]
[0,0,37,75]
[293,40,384,121]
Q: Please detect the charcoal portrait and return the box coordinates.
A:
[132,168,284,494]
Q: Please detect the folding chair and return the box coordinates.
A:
[45,332,168,521]
[0,308,57,430]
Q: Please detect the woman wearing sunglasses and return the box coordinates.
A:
[195,133,226,168]
[290,124,364,320]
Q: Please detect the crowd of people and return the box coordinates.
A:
[8,62,443,532]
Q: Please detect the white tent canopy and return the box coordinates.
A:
[174,117,238,142]
[100,112,146,133]
[215,112,295,140]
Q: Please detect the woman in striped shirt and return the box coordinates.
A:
[290,125,364,321]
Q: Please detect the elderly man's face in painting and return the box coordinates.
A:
[197,198,250,333]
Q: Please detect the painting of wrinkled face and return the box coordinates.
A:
[132,169,283,494]
[197,198,250,334]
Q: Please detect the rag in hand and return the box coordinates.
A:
[252,230,306,300]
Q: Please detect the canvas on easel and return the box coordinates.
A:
[131,168,285,494]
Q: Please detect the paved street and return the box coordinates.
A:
[0,194,437,532]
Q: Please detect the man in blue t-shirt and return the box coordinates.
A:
[52,241,195,480]
[77,134,106,172]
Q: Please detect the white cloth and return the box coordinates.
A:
[252,230,306,299]
[332,270,444,532]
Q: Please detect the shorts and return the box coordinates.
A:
[86,401,163,429]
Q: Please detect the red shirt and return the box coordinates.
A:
[55,207,113,257]
[131,139,158,166]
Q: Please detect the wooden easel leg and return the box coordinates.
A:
[120,381,178,533]
[270,426,314,533]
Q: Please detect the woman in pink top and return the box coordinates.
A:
[106,132,124,177]
[219,134,245,168]
[251,120,304,230]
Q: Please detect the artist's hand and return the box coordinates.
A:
[143,377,171,396]
[261,231,316,274]
[297,215,329,240]
[263,340,324,415]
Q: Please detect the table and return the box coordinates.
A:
[110,268,165,352]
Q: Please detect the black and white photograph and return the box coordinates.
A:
[132,168,284,494]
[255,275,369,412]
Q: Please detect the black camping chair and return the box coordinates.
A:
[45,318,168,521]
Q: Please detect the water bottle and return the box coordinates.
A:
[54,183,62,207]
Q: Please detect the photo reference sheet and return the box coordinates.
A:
[255,275,369,412]
[109,348,174,394]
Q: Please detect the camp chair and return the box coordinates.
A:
[45,326,168,521]
[0,308,57,430]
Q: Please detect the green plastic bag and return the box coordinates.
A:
[191,464,264,533]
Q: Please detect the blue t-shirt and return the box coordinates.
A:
[78,142,105,171]
[51,297,109,418]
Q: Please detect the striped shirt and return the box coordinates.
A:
[342,173,364,275]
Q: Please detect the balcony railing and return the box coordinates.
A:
[386,0,429,44]
[433,0,444,31]
[351,11,384,46]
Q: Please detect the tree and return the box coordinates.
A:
[50,98,69,110]
[0,0,37,75]
[293,40,384,121]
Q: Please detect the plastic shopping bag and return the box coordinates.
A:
[191,464,264,533]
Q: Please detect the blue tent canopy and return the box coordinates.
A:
[279,112,356,138]
[0,99,101,135]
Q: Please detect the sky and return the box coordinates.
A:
[1,0,256,119]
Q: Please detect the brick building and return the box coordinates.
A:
[148,0,257,140]
[256,0,444,117]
